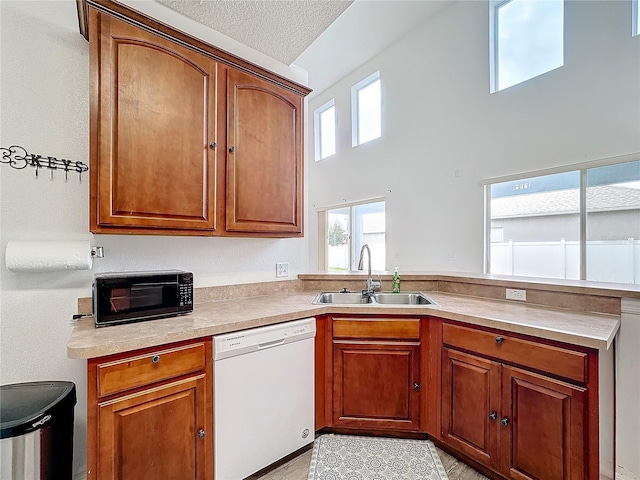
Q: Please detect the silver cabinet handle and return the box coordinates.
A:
[151,354,160,364]
[198,429,206,439]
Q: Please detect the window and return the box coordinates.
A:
[486,159,640,284]
[490,0,564,92]
[321,200,386,271]
[314,99,336,161]
[351,71,381,147]
[634,0,640,36]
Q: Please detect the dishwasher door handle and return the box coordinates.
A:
[258,338,286,350]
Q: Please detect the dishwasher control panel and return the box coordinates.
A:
[213,317,316,361]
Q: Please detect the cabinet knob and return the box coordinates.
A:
[151,354,160,364]
[495,336,504,344]
[229,146,235,153]
[489,412,497,421]
[413,382,420,391]
[500,417,510,426]
[198,429,206,439]
[209,142,217,149]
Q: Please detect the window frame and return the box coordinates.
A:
[314,99,336,161]
[351,71,382,147]
[489,0,565,93]
[318,198,386,272]
[483,153,640,282]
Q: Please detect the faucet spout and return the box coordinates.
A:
[358,244,381,295]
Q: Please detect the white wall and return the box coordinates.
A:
[0,2,309,476]
[307,0,640,273]
[617,299,640,480]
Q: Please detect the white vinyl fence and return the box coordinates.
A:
[329,245,350,270]
[491,239,640,284]
[328,243,386,271]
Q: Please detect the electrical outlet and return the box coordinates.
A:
[506,288,527,301]
[276,262,289,278]
[447,253,456,261]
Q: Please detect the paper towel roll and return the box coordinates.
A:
[6,240,93,272]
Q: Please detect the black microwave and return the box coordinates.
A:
[92,271,193,327]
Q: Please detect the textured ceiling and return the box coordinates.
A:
[153,0,354,65]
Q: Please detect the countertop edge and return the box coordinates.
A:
[67,291,620,359]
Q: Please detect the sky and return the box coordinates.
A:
[497,0,564,90]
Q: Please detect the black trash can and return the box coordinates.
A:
[0,381,77,480]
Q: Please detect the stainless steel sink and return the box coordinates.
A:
[313,292,373,304]
[312,291,436,306]
[373,292,435,305]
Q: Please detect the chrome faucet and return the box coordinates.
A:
[358,244,381,295]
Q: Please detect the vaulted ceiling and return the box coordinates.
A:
[152,0,454,96]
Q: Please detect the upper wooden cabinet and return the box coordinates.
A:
[226,69,303,235]
[89,10,219,232]
[84,1,310,236]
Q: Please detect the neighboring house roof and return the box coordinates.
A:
[492,184,640,218]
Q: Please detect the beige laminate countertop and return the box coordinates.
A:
[67,290,620,359]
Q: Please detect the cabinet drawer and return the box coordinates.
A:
[333,318,420,340]
[97,342,206,397]
[442,323,586,383]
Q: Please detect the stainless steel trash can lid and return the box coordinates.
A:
[0,381,76,439]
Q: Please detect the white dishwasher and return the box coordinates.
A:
[213,317,316,480]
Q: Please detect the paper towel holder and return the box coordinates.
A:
[5,240,104,273]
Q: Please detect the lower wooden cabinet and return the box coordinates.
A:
[502,365,586,480]
[87,338,213,480]
[441,348,501,470]
[322,316,600,479]
[440,320,595,480]
[325,316,423,433]
[333,341,421,430]
[97,376,207,480]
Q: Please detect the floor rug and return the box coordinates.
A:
[307,434,449,480]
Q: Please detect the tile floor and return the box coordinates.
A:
[257,445,489,480]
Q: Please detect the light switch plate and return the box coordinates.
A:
[506,288,526,301]
[276,262,289,278]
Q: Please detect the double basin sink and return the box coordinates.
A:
[312,291,437,306]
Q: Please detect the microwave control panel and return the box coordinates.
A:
[179,283,193,307]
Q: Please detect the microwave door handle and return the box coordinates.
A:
[131,282,176,287]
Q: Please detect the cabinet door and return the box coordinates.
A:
[441,348,501,470]
[501,366,586,480]
[97,376,207,480]
[226,68,303,235]
[90,10,218,232]
[332,341,421,431]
